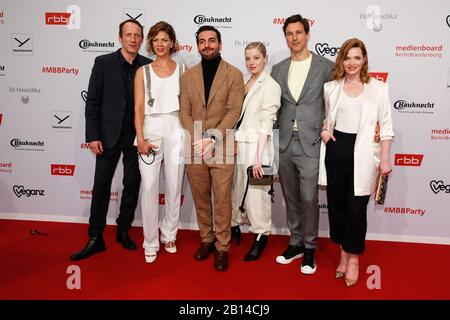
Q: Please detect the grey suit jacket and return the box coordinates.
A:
[271,52,333,157]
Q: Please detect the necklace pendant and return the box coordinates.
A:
[148,98,155,107]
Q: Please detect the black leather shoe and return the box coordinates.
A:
[244,234,268,261]
[70,236,106,261]
[231,226,241,245]
[194,242,215,260]
[116,230,137,250]
[214,250,229,271]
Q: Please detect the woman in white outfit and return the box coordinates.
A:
[231,42,281,261]
[134,21,185,263]
[318,38,394,286]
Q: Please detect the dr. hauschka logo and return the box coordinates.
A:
[11,33,33,55]
[235,40,270,47]
[430,180,450,194]
[0,162,12,174]
[79,39,115,53]
[384,207,425,216]
[42,66,79,76]
[431,128,450,141]
[13,185,45,198]
[395,44,443,58]
[51,164,75,176]
[361,5,397,32]
[393,100,435,114]
[123,8,145,26]
[10,138,45,151]
[315,43,340,57]
[272,17,315,27]
[0,65,5,76]
[80,189,119,202]
[9,86,40,104]
[81,90,87,102]
[52,111,72,131]
[194,14,232,29]
[45,12,71,25]
[369,72,388,83]
[394,154,424,167]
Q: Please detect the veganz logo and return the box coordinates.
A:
[13,185,45,197]
[430,180,450,194]
[51,164,75,176]
[315,43,339,57]
[81,90,87,102]
[45,12,71,25]
[394,154,423,166]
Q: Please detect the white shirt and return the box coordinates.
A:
[288,54,312,130]
[144,62,180,115]
[334,91,363,134]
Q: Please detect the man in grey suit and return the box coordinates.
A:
[271,14,333,274]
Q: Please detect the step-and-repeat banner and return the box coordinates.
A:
[1,0,449,244]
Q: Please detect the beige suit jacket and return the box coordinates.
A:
[180,59,244,162]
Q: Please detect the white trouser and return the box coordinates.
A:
[231,140,273,235]
[139,112,185,252]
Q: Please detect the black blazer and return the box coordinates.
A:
[85,49,151,148]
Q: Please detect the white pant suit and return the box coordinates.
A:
[139,62,185,253]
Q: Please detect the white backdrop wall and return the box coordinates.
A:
[1,0,449,244]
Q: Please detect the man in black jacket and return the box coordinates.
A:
[71,19,151,261]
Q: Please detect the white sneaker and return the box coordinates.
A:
[275,245,304,264]
[144,251,157,263]
[164,241,177,254]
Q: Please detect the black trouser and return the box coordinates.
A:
[88,137,141,237]
[325,130,369,254]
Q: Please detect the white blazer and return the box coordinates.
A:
[318,78,394,196]
[235,70,281,142]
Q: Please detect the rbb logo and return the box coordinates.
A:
[394,154,424,167]
[369,72,388,83]
[0,113,3,126]
[45,12,71,25]
[51,164,75,176]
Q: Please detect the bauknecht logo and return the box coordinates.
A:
[394,100,434,113]
[10,139,44,148]
[79,39,115,51]
[430,180,450,194]
[13,185,45,197]
[194,15,232,25]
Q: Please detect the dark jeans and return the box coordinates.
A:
[88,137,140,237]
[325,130,369,254]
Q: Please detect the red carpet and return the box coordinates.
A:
[1,219,449,300]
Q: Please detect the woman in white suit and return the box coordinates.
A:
[231,42,281,261]
[318,38,394,286]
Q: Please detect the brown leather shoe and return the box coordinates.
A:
[214,250,229,271]
[194,242,215,260]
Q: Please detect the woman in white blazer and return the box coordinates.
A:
[318,38,394,287]
[231,42,281,261]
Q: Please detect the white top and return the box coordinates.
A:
[288,54,312,130]
[144,62,180,115]
[334,91,363,134]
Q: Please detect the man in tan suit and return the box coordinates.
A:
[180,25,244,271]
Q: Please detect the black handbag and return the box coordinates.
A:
[374,173,389,205]
[239,165,274,213]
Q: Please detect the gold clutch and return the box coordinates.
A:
[374,173,389,205]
